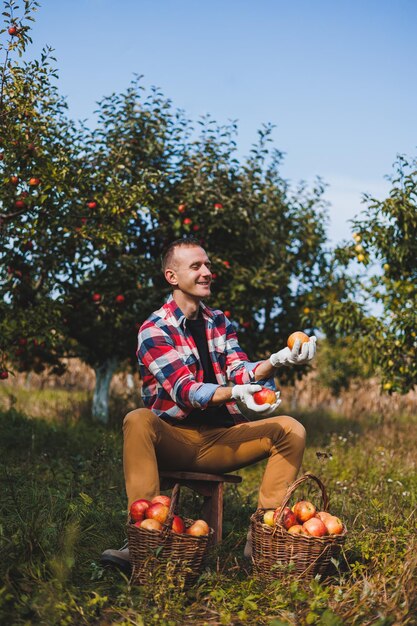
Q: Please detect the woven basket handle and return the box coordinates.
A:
[160,482,181,538]
[275,472,329,524]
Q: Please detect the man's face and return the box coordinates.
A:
[165,245,212,299]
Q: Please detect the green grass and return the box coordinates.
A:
[0,393,416,625]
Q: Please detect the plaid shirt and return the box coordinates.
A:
[137,295,267,424]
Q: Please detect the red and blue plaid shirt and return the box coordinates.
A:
[137,295,267,424]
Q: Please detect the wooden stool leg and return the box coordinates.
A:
[202,482,223,545]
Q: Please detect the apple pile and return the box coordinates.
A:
[129,495,210,537]
[262,499,345,537]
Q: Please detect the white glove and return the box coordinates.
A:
[231,384,281,414]
[270,336,316,368]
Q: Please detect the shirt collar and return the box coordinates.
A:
[165,294,214,328]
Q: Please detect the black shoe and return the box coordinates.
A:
[100,541,131,575]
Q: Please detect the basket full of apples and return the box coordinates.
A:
[250,472,347,581]
[127,483,213,587]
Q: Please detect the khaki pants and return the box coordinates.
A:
[123,408,306,509]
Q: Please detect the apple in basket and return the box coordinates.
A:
[320,514,344,535]
[145,502,169,524]
[303,517,327,537]
[186,519,210,536]
[151,494,171,507]
[263,510,275,527]
[293,500,316,522]
[273,506,298,530]
[130,498,151,523]
[171,515,185,534]
[287,524,308,535]
[139,518,163,531]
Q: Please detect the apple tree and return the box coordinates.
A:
[0,0,84,380]
[314,155,417,394]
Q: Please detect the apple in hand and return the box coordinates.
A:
[151,494,171,507]
[287,331,310,350]
[129,498,151,522]
[293,500,316,522]
[253,387,277,405]
[303,517,327,537]
[145,502,169,524]
[171,515,185,534]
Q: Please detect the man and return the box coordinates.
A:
[101,237,316,571]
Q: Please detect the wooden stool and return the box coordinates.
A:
[159,470,242,544]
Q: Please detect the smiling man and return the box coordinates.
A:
[101,236,316,572]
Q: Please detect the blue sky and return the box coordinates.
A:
[29,0,417,243]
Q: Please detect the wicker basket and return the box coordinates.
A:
[127,483,213,587]
[251,472,347,581]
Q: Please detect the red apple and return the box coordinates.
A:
[322,515,344,535]
[0,371,9,380]
[9,176,19,185]
[293,500,316,523]
[303,517,327,537]
[178,204,186,213]
[274,506,298,530]
[0,153,4,161]
[214,203,223,209]
[145,502,169,524]
[287,524,306,535]
[186,520,209,536]
[171,515,185,534]
[183,218,192,225]
[129,498,151,522]
[316,511,333,523]
[253,387,277,405]
[14,200,26,209]
[151,495,171,507]
[140,518,162,531]
[29,177,40,186]
[92,293,101,303]
[223,260,230,268]
[192,225,200,231]
[115,294,125,304]
[8,25,18,36]
[87,201,97,209]
[224,310,231,318]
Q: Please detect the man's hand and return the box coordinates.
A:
[231,384,273,412]
[269,336,316,368]
[232,385,282,418]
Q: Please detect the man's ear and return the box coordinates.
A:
[165,268,178,286]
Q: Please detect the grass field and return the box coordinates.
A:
[0,389,416,625]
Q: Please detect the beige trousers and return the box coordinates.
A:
[123,408,306,509]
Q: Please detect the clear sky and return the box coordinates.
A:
[28,0,417,244]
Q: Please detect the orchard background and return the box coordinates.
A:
[1,2,416,625]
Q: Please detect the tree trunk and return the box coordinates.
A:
[92,357,118,424]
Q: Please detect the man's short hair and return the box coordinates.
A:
[161,236,203,273]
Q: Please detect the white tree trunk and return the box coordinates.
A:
[92,357,118,424]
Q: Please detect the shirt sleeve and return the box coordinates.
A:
[138,322,220,411]
[223,318,277,389]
